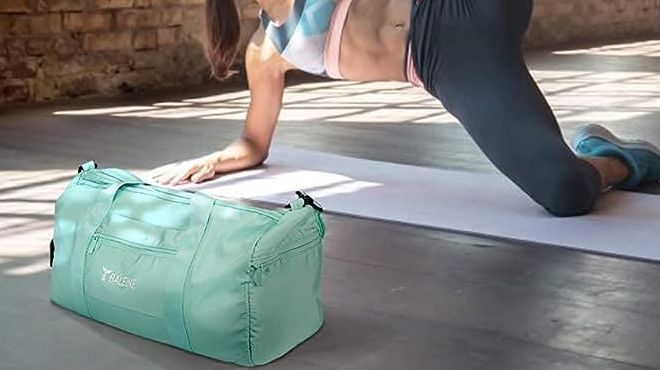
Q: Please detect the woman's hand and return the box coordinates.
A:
[151,152,222,186]
[152,26,289,186]
[150,138,267,186]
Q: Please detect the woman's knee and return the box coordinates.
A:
[537,166,599,217]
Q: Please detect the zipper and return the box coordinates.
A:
[81,170,128,186]
[215,201,281,221]
[88,234,101,254]
[79,171,282,221]
[250,235,320,286]
[96,170,125,183]
[87,233,178,256]
[80,172,190,204]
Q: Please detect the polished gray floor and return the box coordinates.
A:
[2,41,660,370]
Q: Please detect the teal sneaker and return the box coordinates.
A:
[571,124,660,190]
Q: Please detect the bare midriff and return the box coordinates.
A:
[325,0,417,84]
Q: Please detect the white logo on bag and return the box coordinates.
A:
[101,267,137,290]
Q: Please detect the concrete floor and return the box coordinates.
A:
[1,39,660,370]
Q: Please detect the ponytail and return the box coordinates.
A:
[205,0,242,80]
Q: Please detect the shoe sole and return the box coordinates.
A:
[571,124,660,157]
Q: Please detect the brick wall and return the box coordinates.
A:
[526,0,660,48]
[1,0,659,104]
[0,0,260,103]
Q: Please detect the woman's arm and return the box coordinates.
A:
[153,27,292,185]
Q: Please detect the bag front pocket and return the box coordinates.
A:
[83,235,179,342]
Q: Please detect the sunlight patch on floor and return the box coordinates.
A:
[552,40,660,57]
[54,106,155,116]
[0,169,70,276]
[50,61,660,128]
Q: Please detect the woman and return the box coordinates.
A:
[153,0,660,217]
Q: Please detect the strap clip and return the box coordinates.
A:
[49,239,55,268]
[285,191,323,212]
[78,161,98,174]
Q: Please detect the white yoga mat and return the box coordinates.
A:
[169,145,660,261]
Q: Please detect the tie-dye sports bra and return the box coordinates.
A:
[259,0,424,86]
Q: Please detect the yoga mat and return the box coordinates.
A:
[161,145,660,262]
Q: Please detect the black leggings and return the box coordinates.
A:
[409,0,602,217]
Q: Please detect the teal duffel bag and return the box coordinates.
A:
[49,161,325,366]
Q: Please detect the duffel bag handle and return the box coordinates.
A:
[78,160,98,173]
[49,181,215,264]
[66,179,215,350]
[94,181,215,248]
[95,181,216,351]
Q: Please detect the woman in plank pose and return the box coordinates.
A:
[153,0,660,217]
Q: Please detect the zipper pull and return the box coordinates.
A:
[87,234,101,254]
[250,266,263,287]
[285,198,305,211]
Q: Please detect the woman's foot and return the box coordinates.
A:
[571,124,660,190]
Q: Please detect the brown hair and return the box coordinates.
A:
[205,0,242,80]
